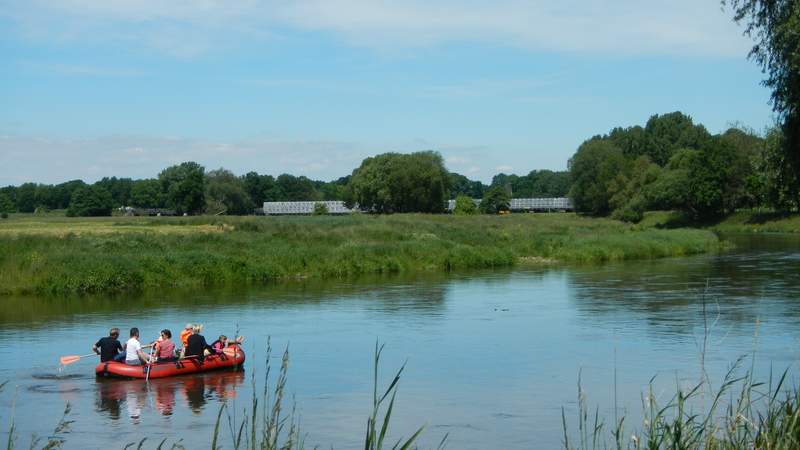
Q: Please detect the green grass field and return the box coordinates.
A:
[0,213,721,295]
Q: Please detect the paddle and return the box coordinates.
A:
[60,353,98,366]
[61,343,154,366]
[146,338,158,382]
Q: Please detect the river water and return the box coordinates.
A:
[1,234,799,449]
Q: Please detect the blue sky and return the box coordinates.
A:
[0,0,774,185]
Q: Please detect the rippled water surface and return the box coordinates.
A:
[1,233,800,449]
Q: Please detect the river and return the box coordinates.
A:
[1,233,799,449]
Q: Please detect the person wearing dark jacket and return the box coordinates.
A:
[185,324,213,361]
[93,328,124,362]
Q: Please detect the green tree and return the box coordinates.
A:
[52,180,86,209]
[242,172,279,205]
[568,139,631,215]
[274,174,319,201]
[205,168,254,215]
[66,185,114,217]
[15,183,37,213]
[728,0,800,208]
[608,125,648,159]
[315,176,350,201]
[94,177,134,207]
[610,156,662,222]
[0,192,13,214]
[159,162,206,215]
[130,179,162,208]
[643,112,711,166]
[526,170,571,197]
[345,151,451,213]
[480,186,511,214]
[449,173,486,199]
[643,149,694,211]
[491,173,521,197]
[453,195,478,215]
[760,128,799,210]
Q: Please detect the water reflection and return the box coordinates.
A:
[566,233,800,336]
[94,371,245,422]
[0,271,460,329]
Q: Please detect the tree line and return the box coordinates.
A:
[0,152,570,217]
[568,111,793,221]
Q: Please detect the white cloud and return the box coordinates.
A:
[0,134,564,185]
[0,134,370,184]
[3,0,751,57]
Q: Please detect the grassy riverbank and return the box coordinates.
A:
[637,210,800,233]
[0,213,721,295]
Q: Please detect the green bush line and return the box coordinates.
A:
[0,214,721,296]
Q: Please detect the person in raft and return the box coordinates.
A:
[124,327,151,365]
[210,335,245,354]
[180,323,192,348]
[178,323,193,358]
[154,329,177,362]
[185,324,214,361]
[93,327,125,362]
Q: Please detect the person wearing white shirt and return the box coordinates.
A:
[124,327,150,365]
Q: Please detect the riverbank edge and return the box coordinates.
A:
[0,214,723,296]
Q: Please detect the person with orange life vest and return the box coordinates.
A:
[178,323,193,358]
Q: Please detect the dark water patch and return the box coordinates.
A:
[31,373,88,380]
[27,384,86,394]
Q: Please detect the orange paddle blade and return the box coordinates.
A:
[60,355,81,365]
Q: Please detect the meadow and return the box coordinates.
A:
[0,212,721,295]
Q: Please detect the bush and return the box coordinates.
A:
[453,195,478,215]
[480,186,511,214]
[0,212,7,219]
[313,203,329,215]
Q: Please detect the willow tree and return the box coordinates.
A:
[727,0,800,209]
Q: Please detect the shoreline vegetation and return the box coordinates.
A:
[0,212,726,296]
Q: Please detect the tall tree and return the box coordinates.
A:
[345,151,451,213]
[130,179,162,208]
[643,112,711,166]
[727,0,800,208]
[205,168,254,215]
[568,139,631,215]
[159,162,206,215]
[15,183,37,213]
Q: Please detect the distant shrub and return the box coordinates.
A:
[453,195,478,215]
[313,203,329,215]
[480,186,511,214]
[0,212,8,219]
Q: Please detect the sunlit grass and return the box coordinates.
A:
[0,213,722,295]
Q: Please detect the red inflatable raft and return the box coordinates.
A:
[95,345,245,379]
